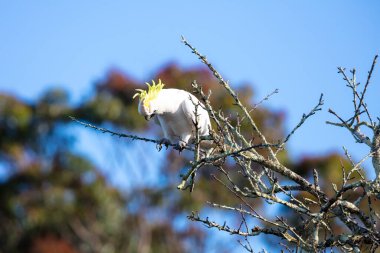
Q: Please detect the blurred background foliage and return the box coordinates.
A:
[0,64,365,253]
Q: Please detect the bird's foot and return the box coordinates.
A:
[174,141,187,153]
[156,138,172,151]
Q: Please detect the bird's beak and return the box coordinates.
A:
[144,115,152,121]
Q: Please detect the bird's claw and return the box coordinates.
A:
[174,141,187,153]
[156,138,172,151]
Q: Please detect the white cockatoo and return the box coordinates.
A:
[133,79,211,150]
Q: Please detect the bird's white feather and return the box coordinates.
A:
[137,88,211,147]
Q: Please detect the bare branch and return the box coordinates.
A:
[69,116,194,151]
[181,36,278,161]
[277,93,324,152]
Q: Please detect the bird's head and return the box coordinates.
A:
[133,79,165,121]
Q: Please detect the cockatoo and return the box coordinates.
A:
[133,79,211,150]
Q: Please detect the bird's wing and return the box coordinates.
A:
[181,93,210,135]
[181,94,197,126]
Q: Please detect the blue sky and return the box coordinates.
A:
[1,1,379,251]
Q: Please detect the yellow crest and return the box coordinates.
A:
[133,79,165,107]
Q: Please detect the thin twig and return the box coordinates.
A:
[69,116,195,151]
[277,93,324,153]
